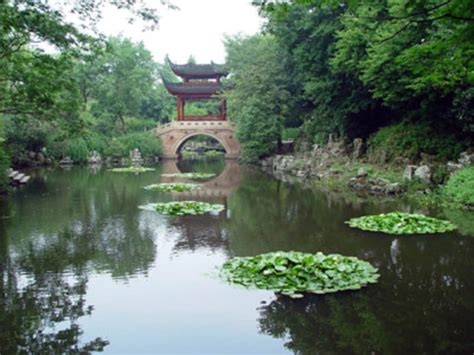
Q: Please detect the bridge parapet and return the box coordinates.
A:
[155,120,241,159]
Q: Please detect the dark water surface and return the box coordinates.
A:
[1,159,473,354]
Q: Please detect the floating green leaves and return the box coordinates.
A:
[346,212,456,235]
[220,251,379,298]
[109,167,155,173]
[139,201,224,216]
[144,183,199,192]
[162,172,215,180]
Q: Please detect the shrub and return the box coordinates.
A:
[281,127,301,141]
[368,121,468,162]
[104,132,161,158]
[0,142,11,193]
[67,137,89,162]
[443,166,474,206]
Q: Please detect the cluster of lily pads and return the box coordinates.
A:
[162,172,215,180]
[144,183,199,192]
[346,212,456,235]
[109,167,155,173]
[219,251,379,298]
[139,201,224,216]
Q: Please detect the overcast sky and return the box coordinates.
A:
[94,0,263,64]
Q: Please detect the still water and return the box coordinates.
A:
[1,159,473,354]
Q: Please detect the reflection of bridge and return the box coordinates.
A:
[161,160,241,199]
[155,121,241,159]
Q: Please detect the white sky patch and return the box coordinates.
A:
[94,0,263,63]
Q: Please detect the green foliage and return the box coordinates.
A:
[220,251,379,298]
[0,142,11,193]
[368,122,468,161]
[162,172,216,180]
[281,127,300,141]
[347,212,456,235]
[143,183,199,192]
[205,150,224,157]
[66,137,89,162]
[104,132,161,158]
[225,35,292,161]
[109,167,155,173]
[139,201,224,216]
[443,166,474,205]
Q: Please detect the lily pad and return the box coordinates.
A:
[162,172,215,180]
[144,183,199,192]
[219,251,379,298]
[346,212,456,235]
[109,167,155,173]
[139,201,224,216]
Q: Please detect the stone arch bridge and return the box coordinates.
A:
[155,121,241,159]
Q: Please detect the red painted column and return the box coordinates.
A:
[221,98,226,120]
[177,96,181,121]
[182,99,185,120]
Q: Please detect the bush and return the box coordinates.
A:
[104,132,161,158]
[281,127,301,141]
[126,118,157,132]
[0,141,11,193]
[443,166,474,206]
[67,137,89,162]
[368,121,468,162]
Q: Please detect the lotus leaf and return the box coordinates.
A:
[139,201,224,216]
[220,251,379,298]
[161,172,215,180]
[144,183,199,192]
[346,212,456,235]
[109,167,155,173]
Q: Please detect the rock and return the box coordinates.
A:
[420,153,436,164]
[414,165,432,184]
[403,165,418,180]
[459,151,474,166]
[352,138,365,160]
[36,152,45,164]
[59,156,73,165]
[356,167,368,178]
[447,161,463,173]
[130,148,143,163]
[88,150,102,164]
[384,182,403,195]
[29,151,36,160]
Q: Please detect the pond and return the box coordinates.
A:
[1,159,473,353]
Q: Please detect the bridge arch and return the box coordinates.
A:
[174,132,230,157]
[155,121,241,159]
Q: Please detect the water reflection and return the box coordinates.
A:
[0,161,473,353]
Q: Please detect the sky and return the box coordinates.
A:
[94,0,264,64]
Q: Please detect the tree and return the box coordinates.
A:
[225,35,292,162]
[88,37,158,132]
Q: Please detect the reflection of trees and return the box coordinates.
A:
[0,167,165,352]
[257,237,474,354]
[226,170,474,353]
[0,228,108,353]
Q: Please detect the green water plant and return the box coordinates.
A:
[220,251,379,298]
[346,212,456,235]
[144,183,199,192]
[109,167,155,173]
[139,201,224,216]
[162,172,215,180]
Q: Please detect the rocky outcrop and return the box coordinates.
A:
[348,175,403,195]
[88,151,102,164]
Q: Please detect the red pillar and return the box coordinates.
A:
[177,96,181,121]
[221,98,226,120]
[182,99,185,120]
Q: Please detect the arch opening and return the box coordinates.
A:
[174,133,228,160]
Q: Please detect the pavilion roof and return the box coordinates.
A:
[167,58,229,79]
[162,77,225,96]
